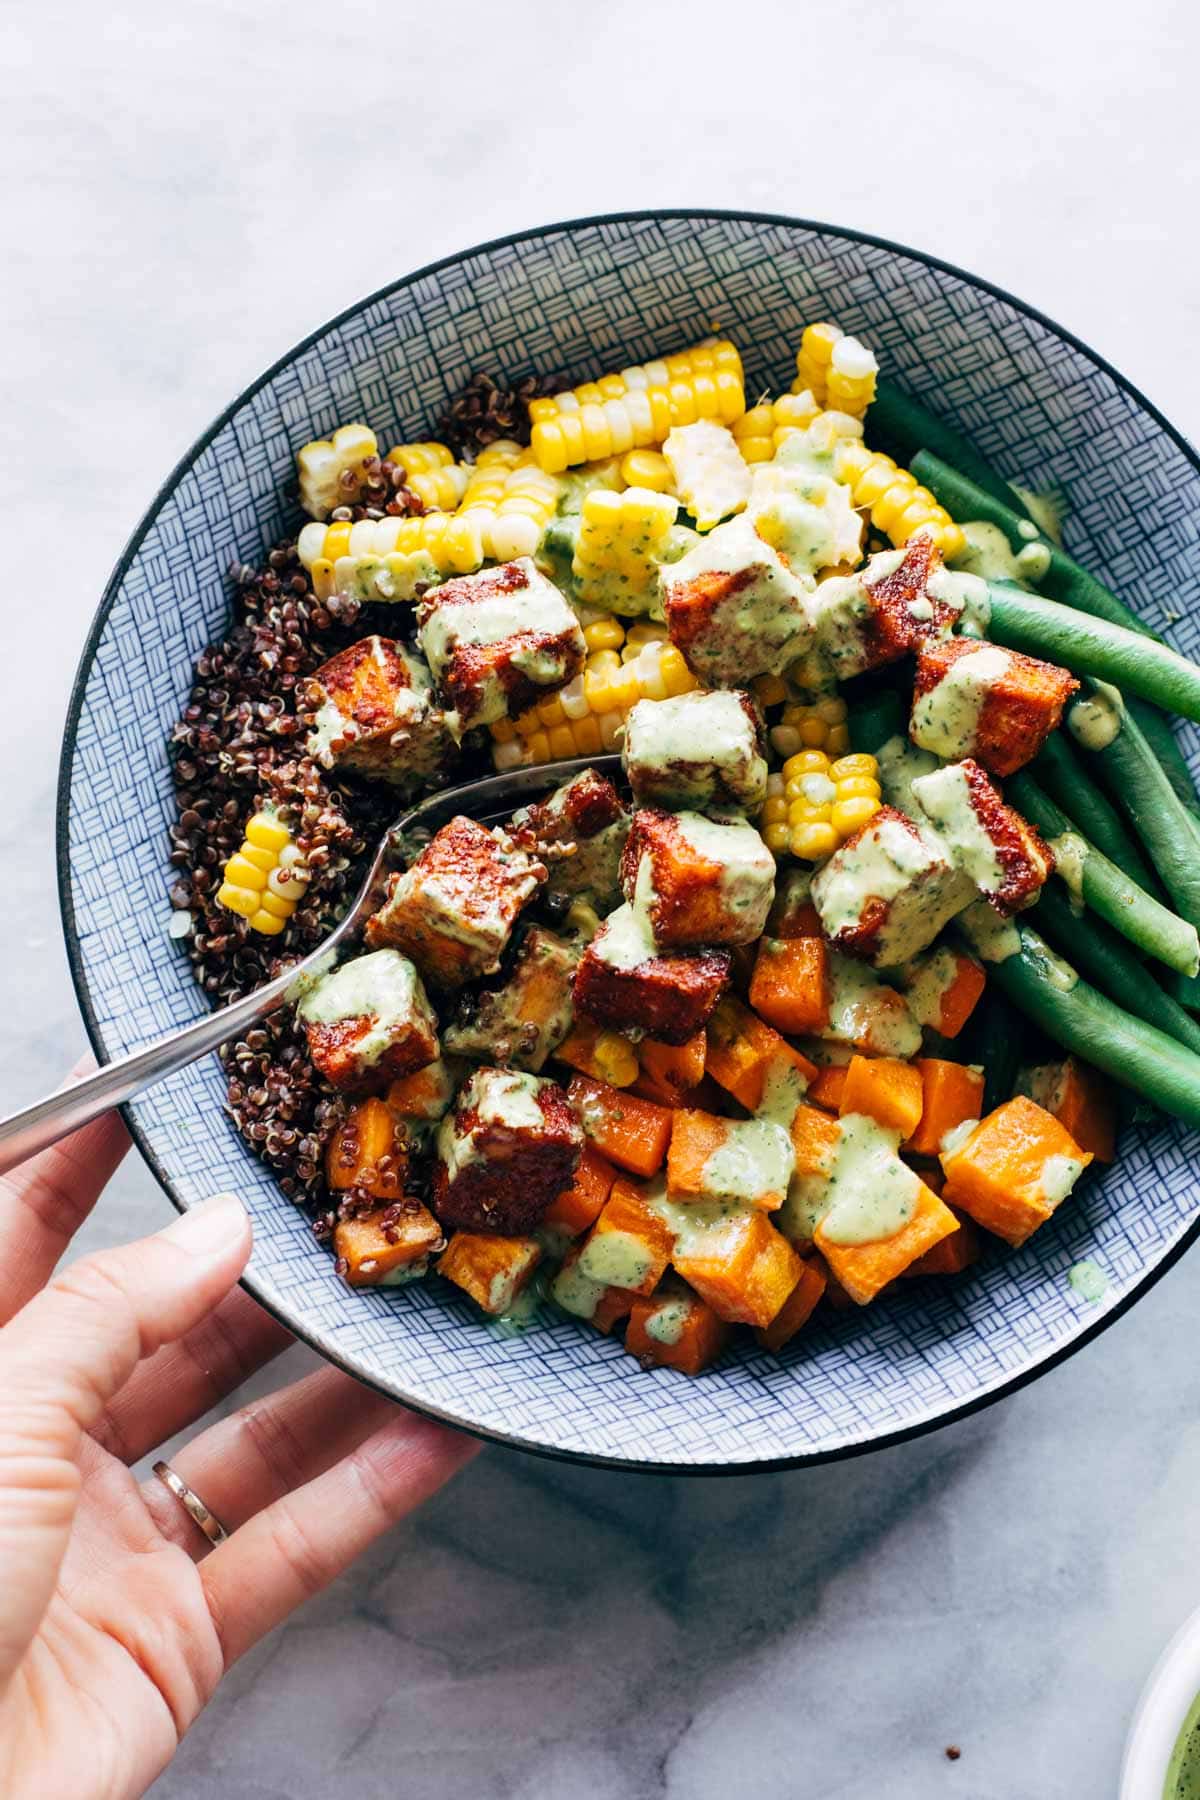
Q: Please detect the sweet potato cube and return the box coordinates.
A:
[386,1056,457,1123]
[542,1146,618,1238]
[755,1259,828,1351]
[940,1094,1093,1245]
[625,1288,731,1375]
[815,1180,960,1304]
[911,637,1078,777]
[904,1207,981,1277]
[577,1177,675,1295]
[567,1075,673,1177]
[905,1059,985,1158]
[807,1063,848,1112]
[366,815,546,989]
[838,1055,924,1139]
[438,1231,542,1315]
[1018,1056,1117,1163]
[667,1108,794,1211]
[551,1244,636,1333]
[749,938,830,1035]
[766,869,823,939]
[672,1207,803,1327]
[620,807,776,948]
[335,1202,444,1287]
[704,994,817,1112]
[899,945,986,1039]
[325,1096,407,1198]
[554,1017,640,1088]
[638,1031,708,1105]
[775,1102,842,1244]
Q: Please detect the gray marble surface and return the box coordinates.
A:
[4,1,1199,1792]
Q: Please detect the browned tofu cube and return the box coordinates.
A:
[334,1201,445,1287]
[305,635,457,790]
[510,768,630,910]
[417,557,586,737]
[622,690,767,812]
[366,816,546,989]
[810,535,985,678]
[810,806,975,968]
[660,514,814,685]
[432,1067,583,1234]
[911,757,1053,914]
[442,927,580,1070]
[620,808,775,947]
[295,949,439,1091]
[573,906,731,1044]
[911,637,1078,776]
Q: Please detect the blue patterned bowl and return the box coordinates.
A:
[59,211,1200,1471]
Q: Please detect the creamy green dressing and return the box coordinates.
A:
[757,1058,810,1128]
[673,810,776,932]
[643,1296,692,1345]
[822,951,922,1058]
[437,1068,550,1183]
[926,566,989,634]
[912,762,1006,893]
[910,644,1014,758]
[1023,927,1078,991]
[955,520,1029,585]
[957,897,1021,963]
[900,945,961,1030]
[939,1118,978,1160]
[811,814,972,965]
[296,950,435,1068]
[811,571,874,678]
[623,691,768,811]
[1166,1690,1200,1800]
[577,1228,656,1290]
[1040,1152,1085,1207]
[1049,831,1088,910]
[663,421,752,528]
[662,515,815,681]
[1068,681,1125,751]
[551,1256,608,1319]
[700,1118,795,1205]
[747,461,863,575]
[1018,1061,1068,1115]
[876,735,941,817]
[595,854,659,970]
[819,1113,921,1246]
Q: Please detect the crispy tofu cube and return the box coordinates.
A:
[550,1242,637,1333]
[573,906,731,1045]
[823,950,922,1058]
[325,1096,407,1198]
[443,927,580,1071]
[417,557,585,738]
[911,637,1078,776]
[306,635,456,790]
[670,1204,804,1328]
[335,1201,445,1287]
[911,757,1054,914]
[433,1067,583,1234]
[624,1285,731,1374]
[366,816,546,989]
[620,808,776,947]
[438,1230,542,1315]
[810,805,975,967]
[577,1177,675,1295]
[660,515,815,685]
[622,690,767,812]
[296,950,438,1091]
[940,1094,1093,1245]
[810,535,985,678]
[667,1108,795,1211]
[510,767,630,911]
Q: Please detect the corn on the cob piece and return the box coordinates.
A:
[489,628,698,770]
[732,393,821,464]
[296,423,379,520]
[459,461,562,561]
[760,750,881,862]
[571,486,681,611]
[385,441,470,512]
[792,324,879,418]
[216,811,311,935]
[297,513,481,601]
[529,339,745,473]
[831,439,965,560]
[662,421,751,531]
[767,694,850,762]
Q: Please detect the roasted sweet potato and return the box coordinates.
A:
[940,1095,1093,1246]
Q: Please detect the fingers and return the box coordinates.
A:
[0,1069,130,1322]
[142,1365,400,1555]
[0,1193,251,1689]
[201,1411,476,1666]
[92,1287,293,1466]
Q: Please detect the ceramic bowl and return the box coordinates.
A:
[58,210,1200,1472]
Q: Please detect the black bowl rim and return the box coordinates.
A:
[56,205,1200,1477]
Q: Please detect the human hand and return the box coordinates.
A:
[0,1078,477,1799]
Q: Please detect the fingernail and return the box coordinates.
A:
[165,1192,248,1256]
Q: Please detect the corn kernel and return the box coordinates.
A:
[788,799,832,825]
[791,822,839,861]
[834,775,881,802]
[763,823,793,855]
[783,750,831,777]
[246,812,290,853]
[223,854,267,891]
[620,449,672,491]
[815,695,848,724]
[753,673,789,708]
[798,716,829,747]
[525,731,552,763]
[584,618,626,652]
[826,724,851,756]
[217,810,309,936]
[762,796,788,825]
[216,882,259,918]
[831,796,881,836]
[770,725,803,759]
[249,909,288,935]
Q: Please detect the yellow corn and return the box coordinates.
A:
[620,448,673,492]
[296,423,379,520]
[529,339,745,473]
[571,486,681,610]
[385,443,470,512]
[768,748,881,863]
[752,672,790,709]
[792,324,878,418]
[621,620,669,662]
[732,392,822,463]
[663,420,751,530]
[459,461,562,560]
[216,811,310,936]
[832,439,965,560]
[490,636,698,770]
[297,512,484,600]
[593,1031,640,1087]
[768,695,849,761]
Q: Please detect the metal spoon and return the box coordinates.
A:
[0,755,618,1174]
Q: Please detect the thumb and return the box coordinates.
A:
[0,1193,251,1691]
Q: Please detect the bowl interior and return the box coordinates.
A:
[60,210,1200,1470]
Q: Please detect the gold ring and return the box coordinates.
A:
[152,1459,230,1548]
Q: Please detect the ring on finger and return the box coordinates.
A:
[152,1458,230,1549]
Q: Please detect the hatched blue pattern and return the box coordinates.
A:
[59,213,1200,1469]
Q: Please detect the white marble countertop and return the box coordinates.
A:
[4,1,1200,1792]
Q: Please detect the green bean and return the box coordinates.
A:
[983,586,1200,725]
[1006,770,1199,975]
[869,384,1035,518]
[976,925,1200,1128]
[1032,730,1158,891]
[1079,705,1200,939]
[1034,883,1200,1056]
[847,689,906,755]
[1126,696,1200,819]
